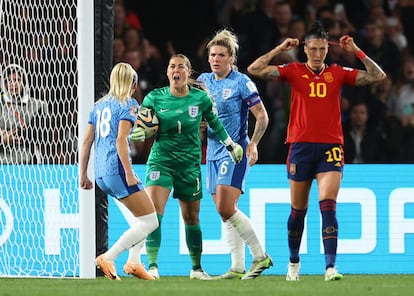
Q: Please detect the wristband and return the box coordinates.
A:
[356,50,366,60]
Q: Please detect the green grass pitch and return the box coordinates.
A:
[1,275,414,296]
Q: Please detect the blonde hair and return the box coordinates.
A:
[108,62,137,102]
[206,28,239,66]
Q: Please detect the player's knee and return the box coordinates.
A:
[133,212,159,235]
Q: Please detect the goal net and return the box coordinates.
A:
[0,0,92,277]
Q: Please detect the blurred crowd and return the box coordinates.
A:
[2,0,413,165]
[117,0,414,164]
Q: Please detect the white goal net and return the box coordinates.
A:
[0,0,92,277]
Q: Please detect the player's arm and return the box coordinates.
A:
[246,101,269,166]
[204,102,243,164]
[79,124,94,190]
[117,120,138,186]
[354,56,387,86]
[247,38,299,80]
[339,35,386,85]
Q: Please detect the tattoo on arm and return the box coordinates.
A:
[264,69,280,79]
[355,57,386,86]
[249,50,281,80]
[250,105,269,144]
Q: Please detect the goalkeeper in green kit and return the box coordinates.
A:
[131,53,243,280]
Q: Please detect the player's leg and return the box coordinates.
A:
[221,219,245,279]
[317,172,343,281]
[144,185,170,278]
[207,159,245,279]
[123,240,154,280]
[176,168,211,280]
[96,175,158,280]
[285,143,314,281]
[120,189,158,280]
[316,144,344,281]
[144,165,174,278]
[216,185,272,280]
[214,156,272,279]
[286,180,311,281]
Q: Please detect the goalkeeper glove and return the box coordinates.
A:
[224,138,244,164]
[131,127,145,142]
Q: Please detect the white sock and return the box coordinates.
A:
[224,220,245,272]
[105,212,158,261]
[127,239,145,265]
[228,210,266,261]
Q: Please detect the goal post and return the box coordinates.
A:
[77,0,96,279]
[0,0,97,278]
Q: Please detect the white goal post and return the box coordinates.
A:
[0,0,95,278]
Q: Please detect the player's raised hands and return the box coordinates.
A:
[339,35,360,53]
[278,38,300,51]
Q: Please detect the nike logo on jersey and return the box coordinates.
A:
[159,108,169,112]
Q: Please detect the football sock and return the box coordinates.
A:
[319,199,338,268]
[127,239,145,265]
[185,223,202,270]
[105,212,158,261]
[146,213,163,268]
[228,210,265,260]
[224,220,245,272]
[287,207,307,263]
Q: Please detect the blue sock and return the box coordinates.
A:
[287,207,307,263]
[320,199,338,269]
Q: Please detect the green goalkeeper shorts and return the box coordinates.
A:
[145,163,203,201]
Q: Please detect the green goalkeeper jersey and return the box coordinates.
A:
[142,86,229,169]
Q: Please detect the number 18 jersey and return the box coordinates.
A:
[88,95,138,178]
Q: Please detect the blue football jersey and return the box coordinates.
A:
[88,95,138,178]
[197,70,261,161]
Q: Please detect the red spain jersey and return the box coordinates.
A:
[277,62,358,145]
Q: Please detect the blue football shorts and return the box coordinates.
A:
[206,155,248,195]
[96,173,145,199]
[286,142,344,181]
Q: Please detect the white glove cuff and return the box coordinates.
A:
[223,136,234,147]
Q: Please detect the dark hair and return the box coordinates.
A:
[304,20,328,41]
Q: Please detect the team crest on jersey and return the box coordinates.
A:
[149,171,160,181]
[188,106,198,118]
[289,163,296,175]
[323,72,333,83]
[222,88,232,100]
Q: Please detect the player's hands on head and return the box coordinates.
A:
[339,35,358,52]
[279,38,299,51]
[131,126,146,142]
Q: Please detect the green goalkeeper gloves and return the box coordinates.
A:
[225,141,244,164]
[131,127,145,142]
